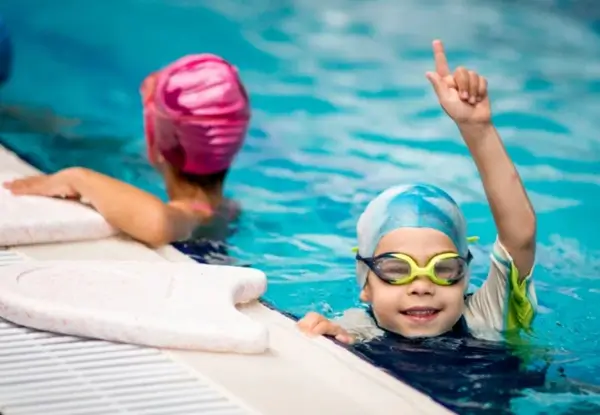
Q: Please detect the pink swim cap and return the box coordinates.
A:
[141,54,250,175]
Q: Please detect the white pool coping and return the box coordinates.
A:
[0,144,453,415]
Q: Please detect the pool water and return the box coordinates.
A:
[1,0,599,413]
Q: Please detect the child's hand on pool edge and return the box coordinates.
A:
[3,169,81,199]
[297,312,355,344]
[425,39,491,127]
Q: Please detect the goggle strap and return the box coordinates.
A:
[352,235,480,255]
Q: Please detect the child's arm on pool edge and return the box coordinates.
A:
[3,167,200,248]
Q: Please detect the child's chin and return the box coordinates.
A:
[398,325,451,339]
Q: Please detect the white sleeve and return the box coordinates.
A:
[465,237,538,335]
[334,308,385,343]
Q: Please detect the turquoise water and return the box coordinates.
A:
[1,0,599,413]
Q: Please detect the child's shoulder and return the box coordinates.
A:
[463,236,538,336]
[334,308,385,343]
[220,198,241,221]
[184,198,240,221]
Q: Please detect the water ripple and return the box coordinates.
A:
[1,0,599,412]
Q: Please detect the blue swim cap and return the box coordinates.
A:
[356,183,469,287]
[0,15,13,87]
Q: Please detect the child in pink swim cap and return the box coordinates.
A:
[141,54,250,178]
[3,54,251,249]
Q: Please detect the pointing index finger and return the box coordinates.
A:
[432,39,450,77]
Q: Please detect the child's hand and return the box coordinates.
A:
[2,168,81,199]
[425,40,491,126]
[297,312,354,344]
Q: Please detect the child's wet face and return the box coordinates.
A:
[360,227,466,338]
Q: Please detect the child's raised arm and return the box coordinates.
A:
[425,40,536,277]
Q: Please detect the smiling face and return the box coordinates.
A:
[359,227,467,338]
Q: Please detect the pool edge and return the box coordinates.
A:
[0,143,454,415]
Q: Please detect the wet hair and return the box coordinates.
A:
[176,168,228,192]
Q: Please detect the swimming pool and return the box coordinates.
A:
[0,0,599,413]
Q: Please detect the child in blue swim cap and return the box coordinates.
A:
[298,40,538,343]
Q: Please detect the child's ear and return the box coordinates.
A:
[359,282,372,303]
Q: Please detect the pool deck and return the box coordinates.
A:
[0,144,453,415]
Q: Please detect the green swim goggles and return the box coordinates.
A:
[355,250,472,286]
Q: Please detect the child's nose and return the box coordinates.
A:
[407,275,435,296]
